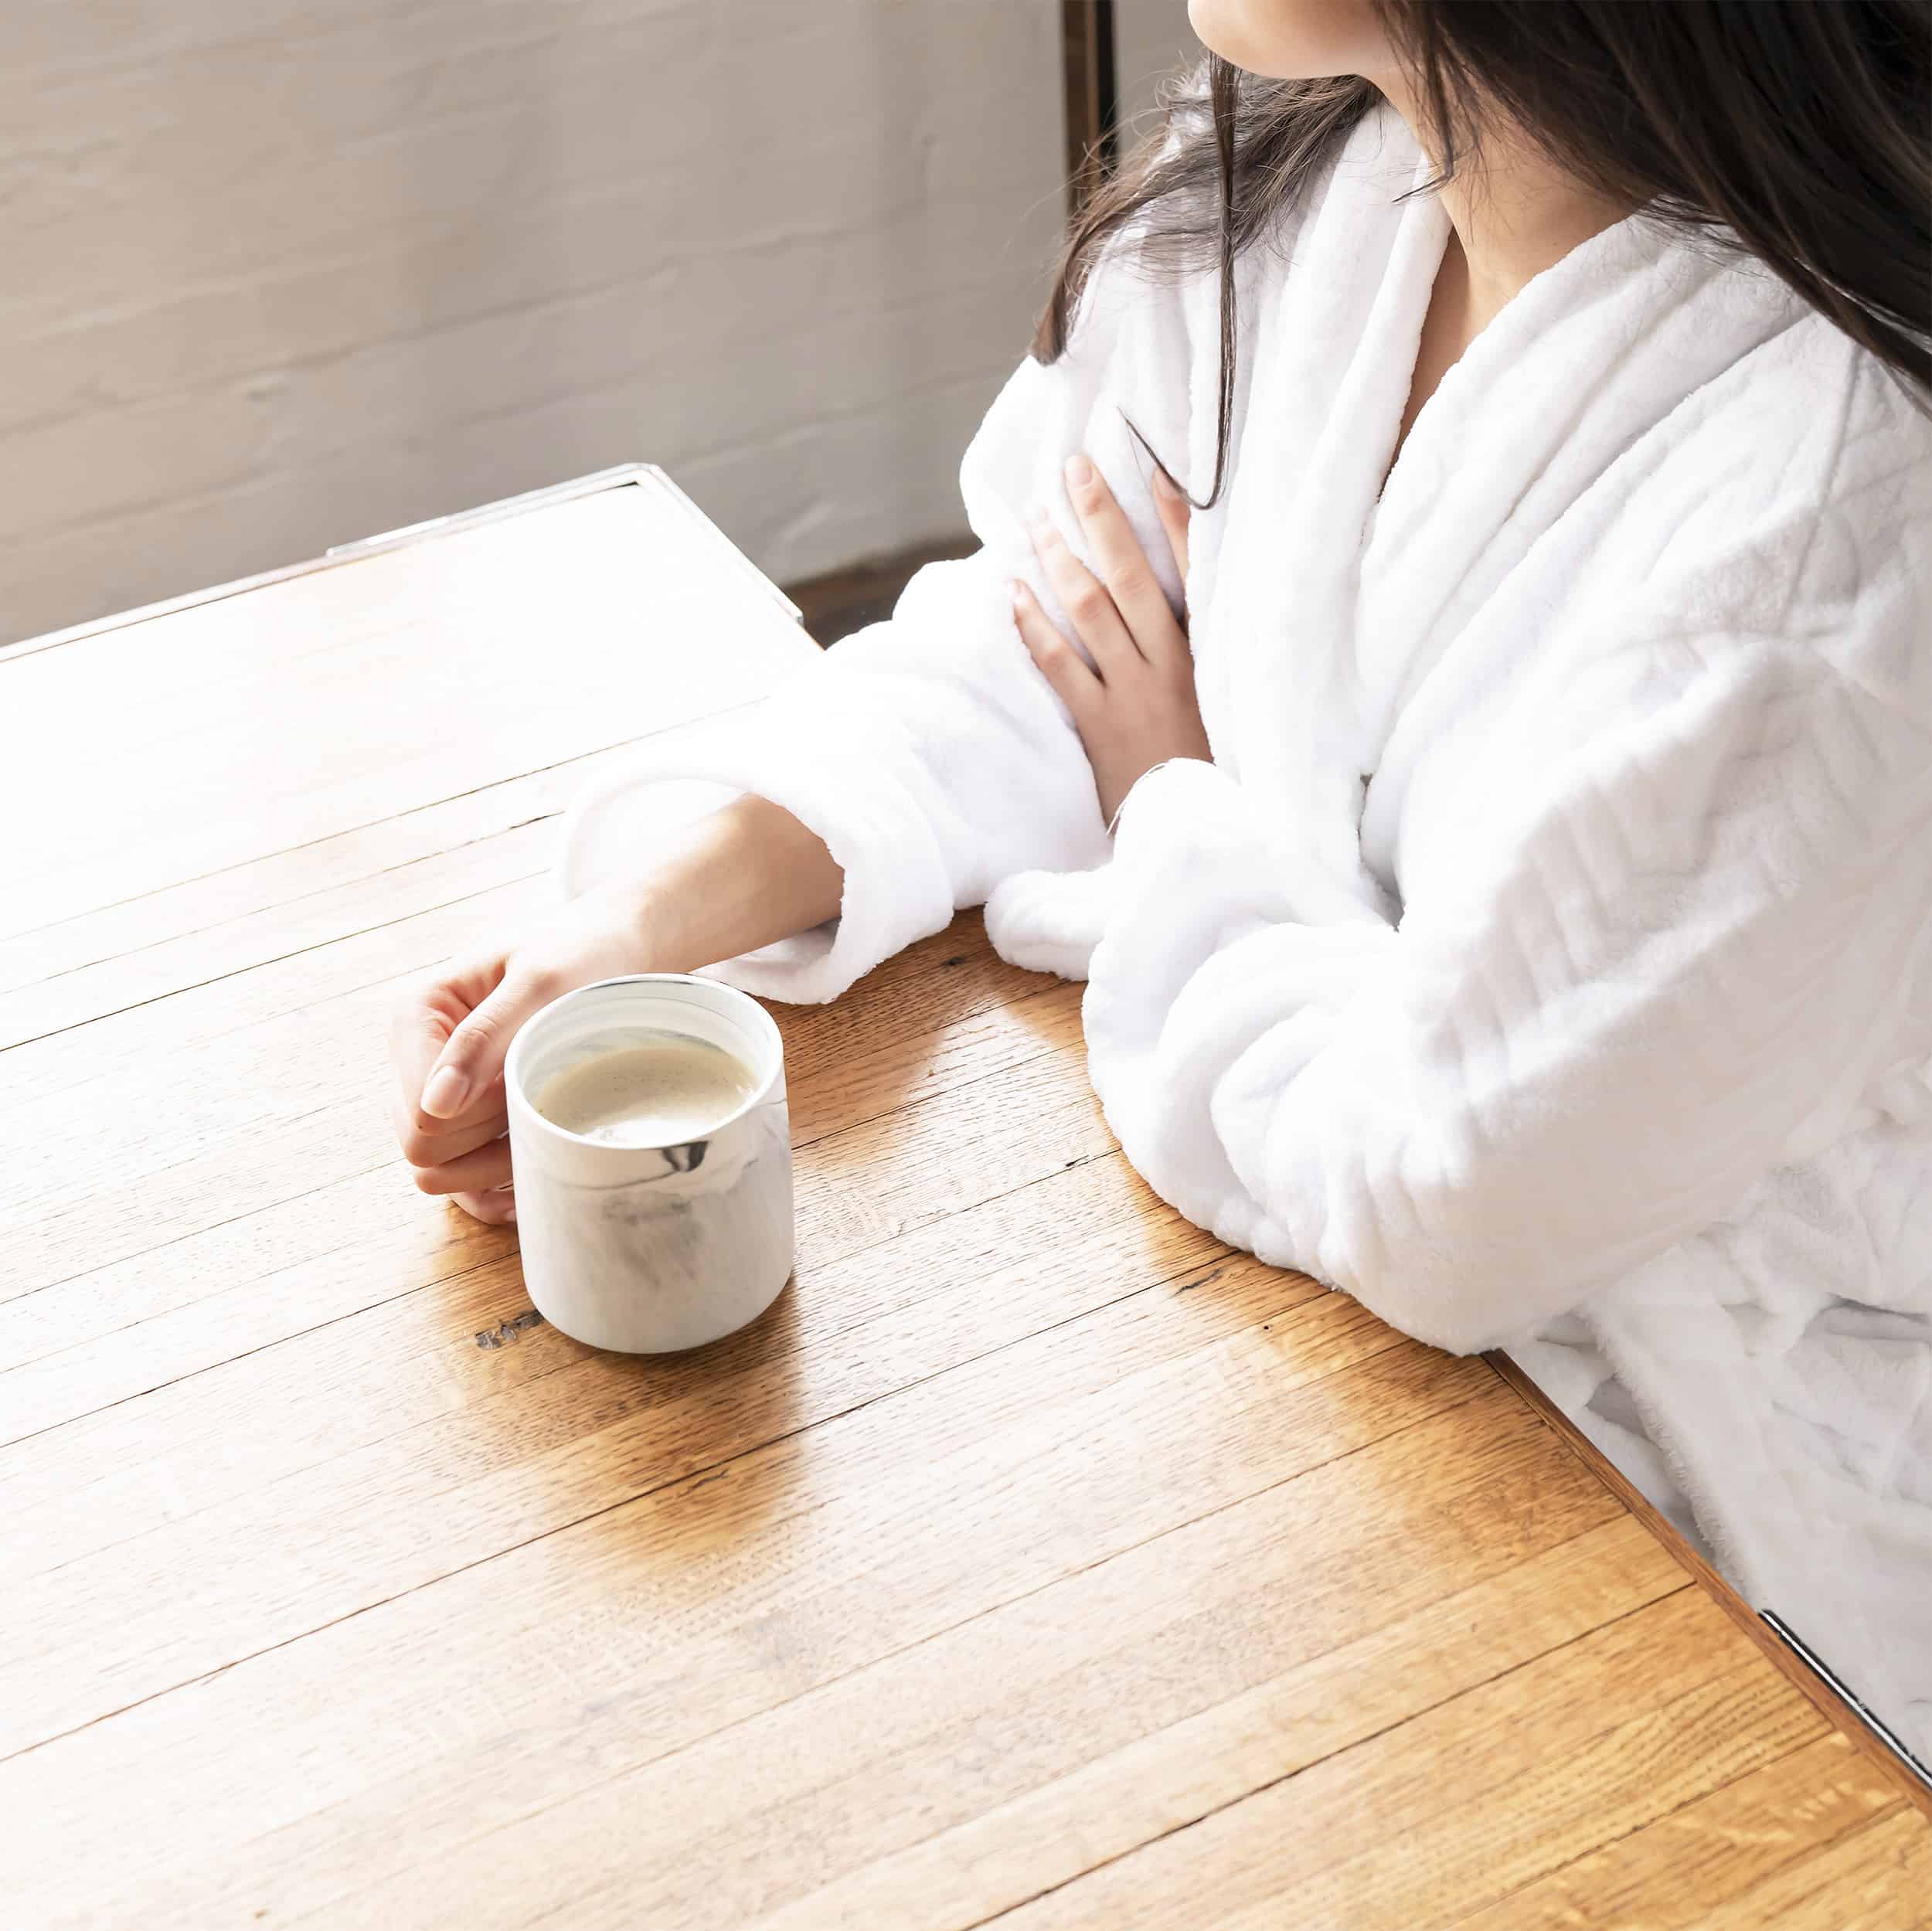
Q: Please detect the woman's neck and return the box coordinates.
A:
[1369,70,1635,336]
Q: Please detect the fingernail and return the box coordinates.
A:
[1152,465,1182,498]
[1009,577,1026,607]
[421,1064,469,1119]
[1065,454,1093,487]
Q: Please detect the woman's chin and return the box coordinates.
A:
[1186,0,1392,81]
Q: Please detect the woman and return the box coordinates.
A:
[392,4,1931,1750]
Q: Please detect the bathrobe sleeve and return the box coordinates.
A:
[556,215,1197,1005]
[1073,570,1932,1356]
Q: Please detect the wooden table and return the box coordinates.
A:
[3,468,1925,1929]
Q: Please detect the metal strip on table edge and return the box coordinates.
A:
[1761,1608,1932,1794]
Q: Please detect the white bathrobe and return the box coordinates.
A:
[562,104,1932,1759]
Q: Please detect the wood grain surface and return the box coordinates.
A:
[2,478,1923,1930]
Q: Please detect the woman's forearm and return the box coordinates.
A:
[634,791,846,973]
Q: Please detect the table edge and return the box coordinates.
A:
[0,464,803,665]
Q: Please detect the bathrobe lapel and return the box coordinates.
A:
[1189,108,1445,922]
[1190,102,1808,923]
[1356,212,1807,743]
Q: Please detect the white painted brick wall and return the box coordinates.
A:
[0,0,1069,644]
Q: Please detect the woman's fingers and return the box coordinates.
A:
[1012,578,1098,717]
[391,983,461,1125]
[1151,462,1191,583]
[453,1185,519,1227]
[417,966,564,1121]
[1059,454,1186,665]
[1026,501,1138,675]
[391,1089,510,1173]
[413,1134,515,1198]
[391,954,509,1133]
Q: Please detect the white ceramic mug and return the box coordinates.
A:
[504,974,794,1352]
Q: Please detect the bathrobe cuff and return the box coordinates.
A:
[1103,756,1379,941]
[1079,757,1401,1264]
[980,759,1294,984]
[555,699,957,1006]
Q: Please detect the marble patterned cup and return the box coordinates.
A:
[504,974,794,1352]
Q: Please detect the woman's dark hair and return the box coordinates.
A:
[1033,0,1932,510]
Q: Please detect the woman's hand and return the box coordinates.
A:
[389,873,668,1224]
[1012,454,1209,824]
[389,794,847,1226]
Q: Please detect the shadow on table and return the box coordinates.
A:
[477,1262,810,1552]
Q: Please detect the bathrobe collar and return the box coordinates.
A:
[1190,101,1808,920]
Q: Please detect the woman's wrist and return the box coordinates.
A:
[608,793,845,980]
[617,861,706,975]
